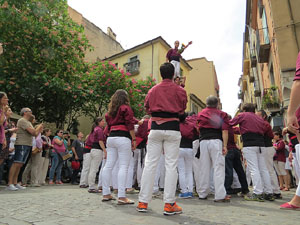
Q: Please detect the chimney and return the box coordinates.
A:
[107,27,117,40]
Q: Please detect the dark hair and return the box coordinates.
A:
[55,129,63,135]
[42,128,50,135]
[274,131,283,139]
[258,109,268,121]
[0,92,7,101]
[108,89,129,118]
[242,103,256,113]
[179,112,188,123]
[91,117,103,134]
[160,63,175,80]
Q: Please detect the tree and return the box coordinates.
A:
[0,0,92,128]
[126,76,156,118]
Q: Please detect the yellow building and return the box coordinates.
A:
[105,36,206,112]
[186,58,221,112]
[68,7,124,62]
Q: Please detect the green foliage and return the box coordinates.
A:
[262,87,280,109]
[126,76,156,118]
[0,0,92,128]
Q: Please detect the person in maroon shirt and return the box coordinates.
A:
[102,89,137,205]
[177,113,198,199]
[166,40,192,78]
[137,62,187,215]
[273,132,289,192]
[230,103,274,202]
[224,115,249,196]
[79,133,94,188]
[87,117,106,193]
[197,95,230,202]
[280,52,300,210]
[256,110,282,199]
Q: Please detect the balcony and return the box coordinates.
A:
[124,59,140,75]
[243,60,250,76]
[256,29,270,63]
[250,50,257,68]
[238,90,244,100]
[262,87,281,111]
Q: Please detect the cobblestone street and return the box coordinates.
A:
[0,185,299,225]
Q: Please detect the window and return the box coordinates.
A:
[262,8,270,44]
[115,63,118,68]
[191,102,199,114]
[124,56,140,75]
[269,63,275,86]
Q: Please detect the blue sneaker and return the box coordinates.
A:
[179,192,190,198]
[187,192,193,198]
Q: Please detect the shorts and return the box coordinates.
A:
[0,143,10,160]
[14,145,32,164]
[274,160,287,176]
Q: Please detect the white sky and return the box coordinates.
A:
[68,0,246,116]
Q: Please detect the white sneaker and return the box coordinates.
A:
[6,184,18,191]
[15,184,26,190]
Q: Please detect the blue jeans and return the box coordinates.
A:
[14,145,32,164]
[49,152,63,181]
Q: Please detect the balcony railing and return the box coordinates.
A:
[262,87,280,110]
[124,59,140,75]
[256,29,270,63]
[250,49,257,68]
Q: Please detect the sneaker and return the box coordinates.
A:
[126,188,139,194]
[164,202,182,216]
[49,181,54,185]
[264,193,275,201]
[179,192,190,199]
[15,184,26,190]
[6,184,18,191]
[136,202,148,212]
[188,192,193,198]
[56,181,63,185]
[273,193,282,199]
[244,193,264,202]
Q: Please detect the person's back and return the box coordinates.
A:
[138,63,187,215]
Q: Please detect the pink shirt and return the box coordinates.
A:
[92,126,106,143]
[52,136,66,153]
[229,112,266,135]
[145,79,187,115]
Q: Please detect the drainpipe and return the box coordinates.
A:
[151,41,154,76]
[287,0,300,51]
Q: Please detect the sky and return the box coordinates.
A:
[68,0,246,116]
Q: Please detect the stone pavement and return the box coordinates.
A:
[0,185,299,225]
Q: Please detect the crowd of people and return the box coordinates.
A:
[1,56,300,215]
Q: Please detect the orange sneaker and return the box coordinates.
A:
[163,202,182,215]
[136,202,148,212]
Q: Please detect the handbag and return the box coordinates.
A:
[32,147,41,155]
[53,148,72,161]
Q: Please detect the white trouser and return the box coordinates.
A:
[262,147,281,194]
[126,152,135,188]
[170,60,181,77]
[38,156,50,184]
[178,148,194,193]
[292,152,300,184]
[139,130,181,203]
[192,140,200,191]
[88,149,103,190]
[243,147,272,195]
[132,148,140,187]
[153,154,165,192]
[295,144,300,196]
[245,161,252,186]
[112,160,119,189]
[98,158,106,188]
[274,161,287,176]
[198,139,226,200]
[80,153,91,186]
[102,137,132,198]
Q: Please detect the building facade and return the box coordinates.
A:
[238,0,300,130]
[105,36,206,113]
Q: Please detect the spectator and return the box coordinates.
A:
[49,130,65,185]
[6,108,43,191]
[71,132,84,185]
[0,92,9,166]
[39,128,52,185]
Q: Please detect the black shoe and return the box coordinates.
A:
[273,193,282,199]
[264,193,275,201]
